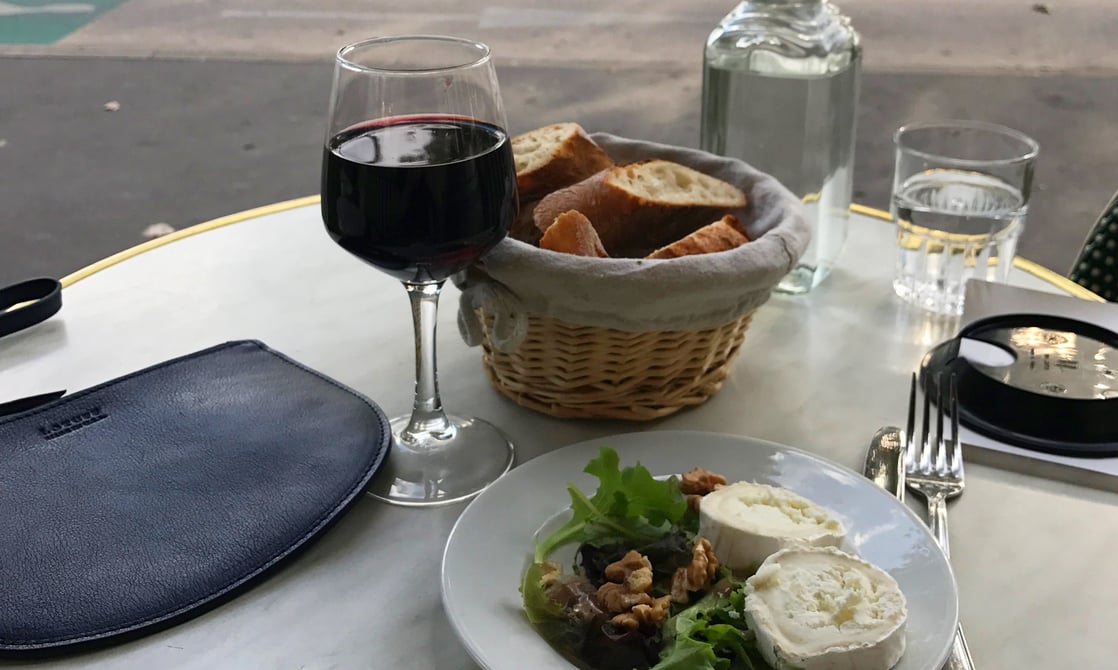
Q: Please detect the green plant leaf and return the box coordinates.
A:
[652,582,761,670]
[519,561,563,625]
[651,635,727,670]
[533,447,689,562]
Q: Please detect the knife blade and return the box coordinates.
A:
[863,426,905,501]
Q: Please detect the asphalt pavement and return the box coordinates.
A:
[1,1,1116,287]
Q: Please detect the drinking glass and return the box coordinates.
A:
[321,36,517,506]
[891,120,1039,315]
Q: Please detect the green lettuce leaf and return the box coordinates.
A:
[651,635,725,670]
[652,582,763,670]
[533,448,688,563]
[519,561,593,656]
[520,561,563,625]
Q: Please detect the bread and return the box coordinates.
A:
[539,210,609,258]
[510,197,543,245]
[532,160,747,257]
[645,215,749,259]
[512,123,614,201]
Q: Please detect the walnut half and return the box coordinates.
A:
[610,594,672,630]
[597,550,655,613]
[680,467,728,496]
[595,549,671,631]
[670,537,720,604]
[603,550,653,593]
[597,582,653,613]
[686,494,704,512]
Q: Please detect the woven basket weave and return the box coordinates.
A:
[477,308,755,420]
[456,133,809,421]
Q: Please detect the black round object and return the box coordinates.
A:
[921,313,1118,457]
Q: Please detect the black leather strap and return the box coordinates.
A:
[0,278,62,338]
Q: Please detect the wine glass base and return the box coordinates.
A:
[366,414,515,507]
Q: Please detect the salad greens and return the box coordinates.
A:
[533,448,691,563]
[522,561,564,625]
[654,583,762,670]
[523,447,770,670]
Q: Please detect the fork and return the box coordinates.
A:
[905,371,975,670]
[905,372,964,554]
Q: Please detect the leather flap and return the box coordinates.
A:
[0,340,389,655]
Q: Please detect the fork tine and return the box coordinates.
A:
[920,373,932,470]
[949,373,963,475]
[906,373,918,468]
[935,372,947,472]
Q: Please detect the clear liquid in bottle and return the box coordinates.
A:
[701,1,861,293]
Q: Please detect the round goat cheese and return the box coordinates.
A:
[744,546,908,670]
[698,482,845,571]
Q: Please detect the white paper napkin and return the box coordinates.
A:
[959,280,1118,491]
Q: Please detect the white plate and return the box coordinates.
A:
[442,431,958,670]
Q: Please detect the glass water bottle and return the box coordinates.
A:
[701,0,861,293]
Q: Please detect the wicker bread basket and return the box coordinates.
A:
[476,310,755,420]
[455,133,809,420]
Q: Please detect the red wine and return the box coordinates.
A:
[321,115,517,283]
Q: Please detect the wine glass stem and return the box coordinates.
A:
[401,280,453,441]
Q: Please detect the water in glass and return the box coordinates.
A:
[892,169,1027,315]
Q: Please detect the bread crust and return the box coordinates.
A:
[539,210,609,258]
[533,160,747,257]
[513,123,614,201]
[645,215,750,259]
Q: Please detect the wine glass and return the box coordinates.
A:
[321,35,517,506]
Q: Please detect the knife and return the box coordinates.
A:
[863,426,905,501]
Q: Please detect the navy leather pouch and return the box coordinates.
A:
[0,340,390,656]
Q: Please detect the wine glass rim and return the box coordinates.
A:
[894,120,1039,166]
[335,34,492,75]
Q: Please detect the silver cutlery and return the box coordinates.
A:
[905,372,975,670]
[864,426,905,501]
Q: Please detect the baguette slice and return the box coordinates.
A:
[539,210,609,258]
[645,215,750,259]
[533,160,747,256]
[512,123,614,201]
